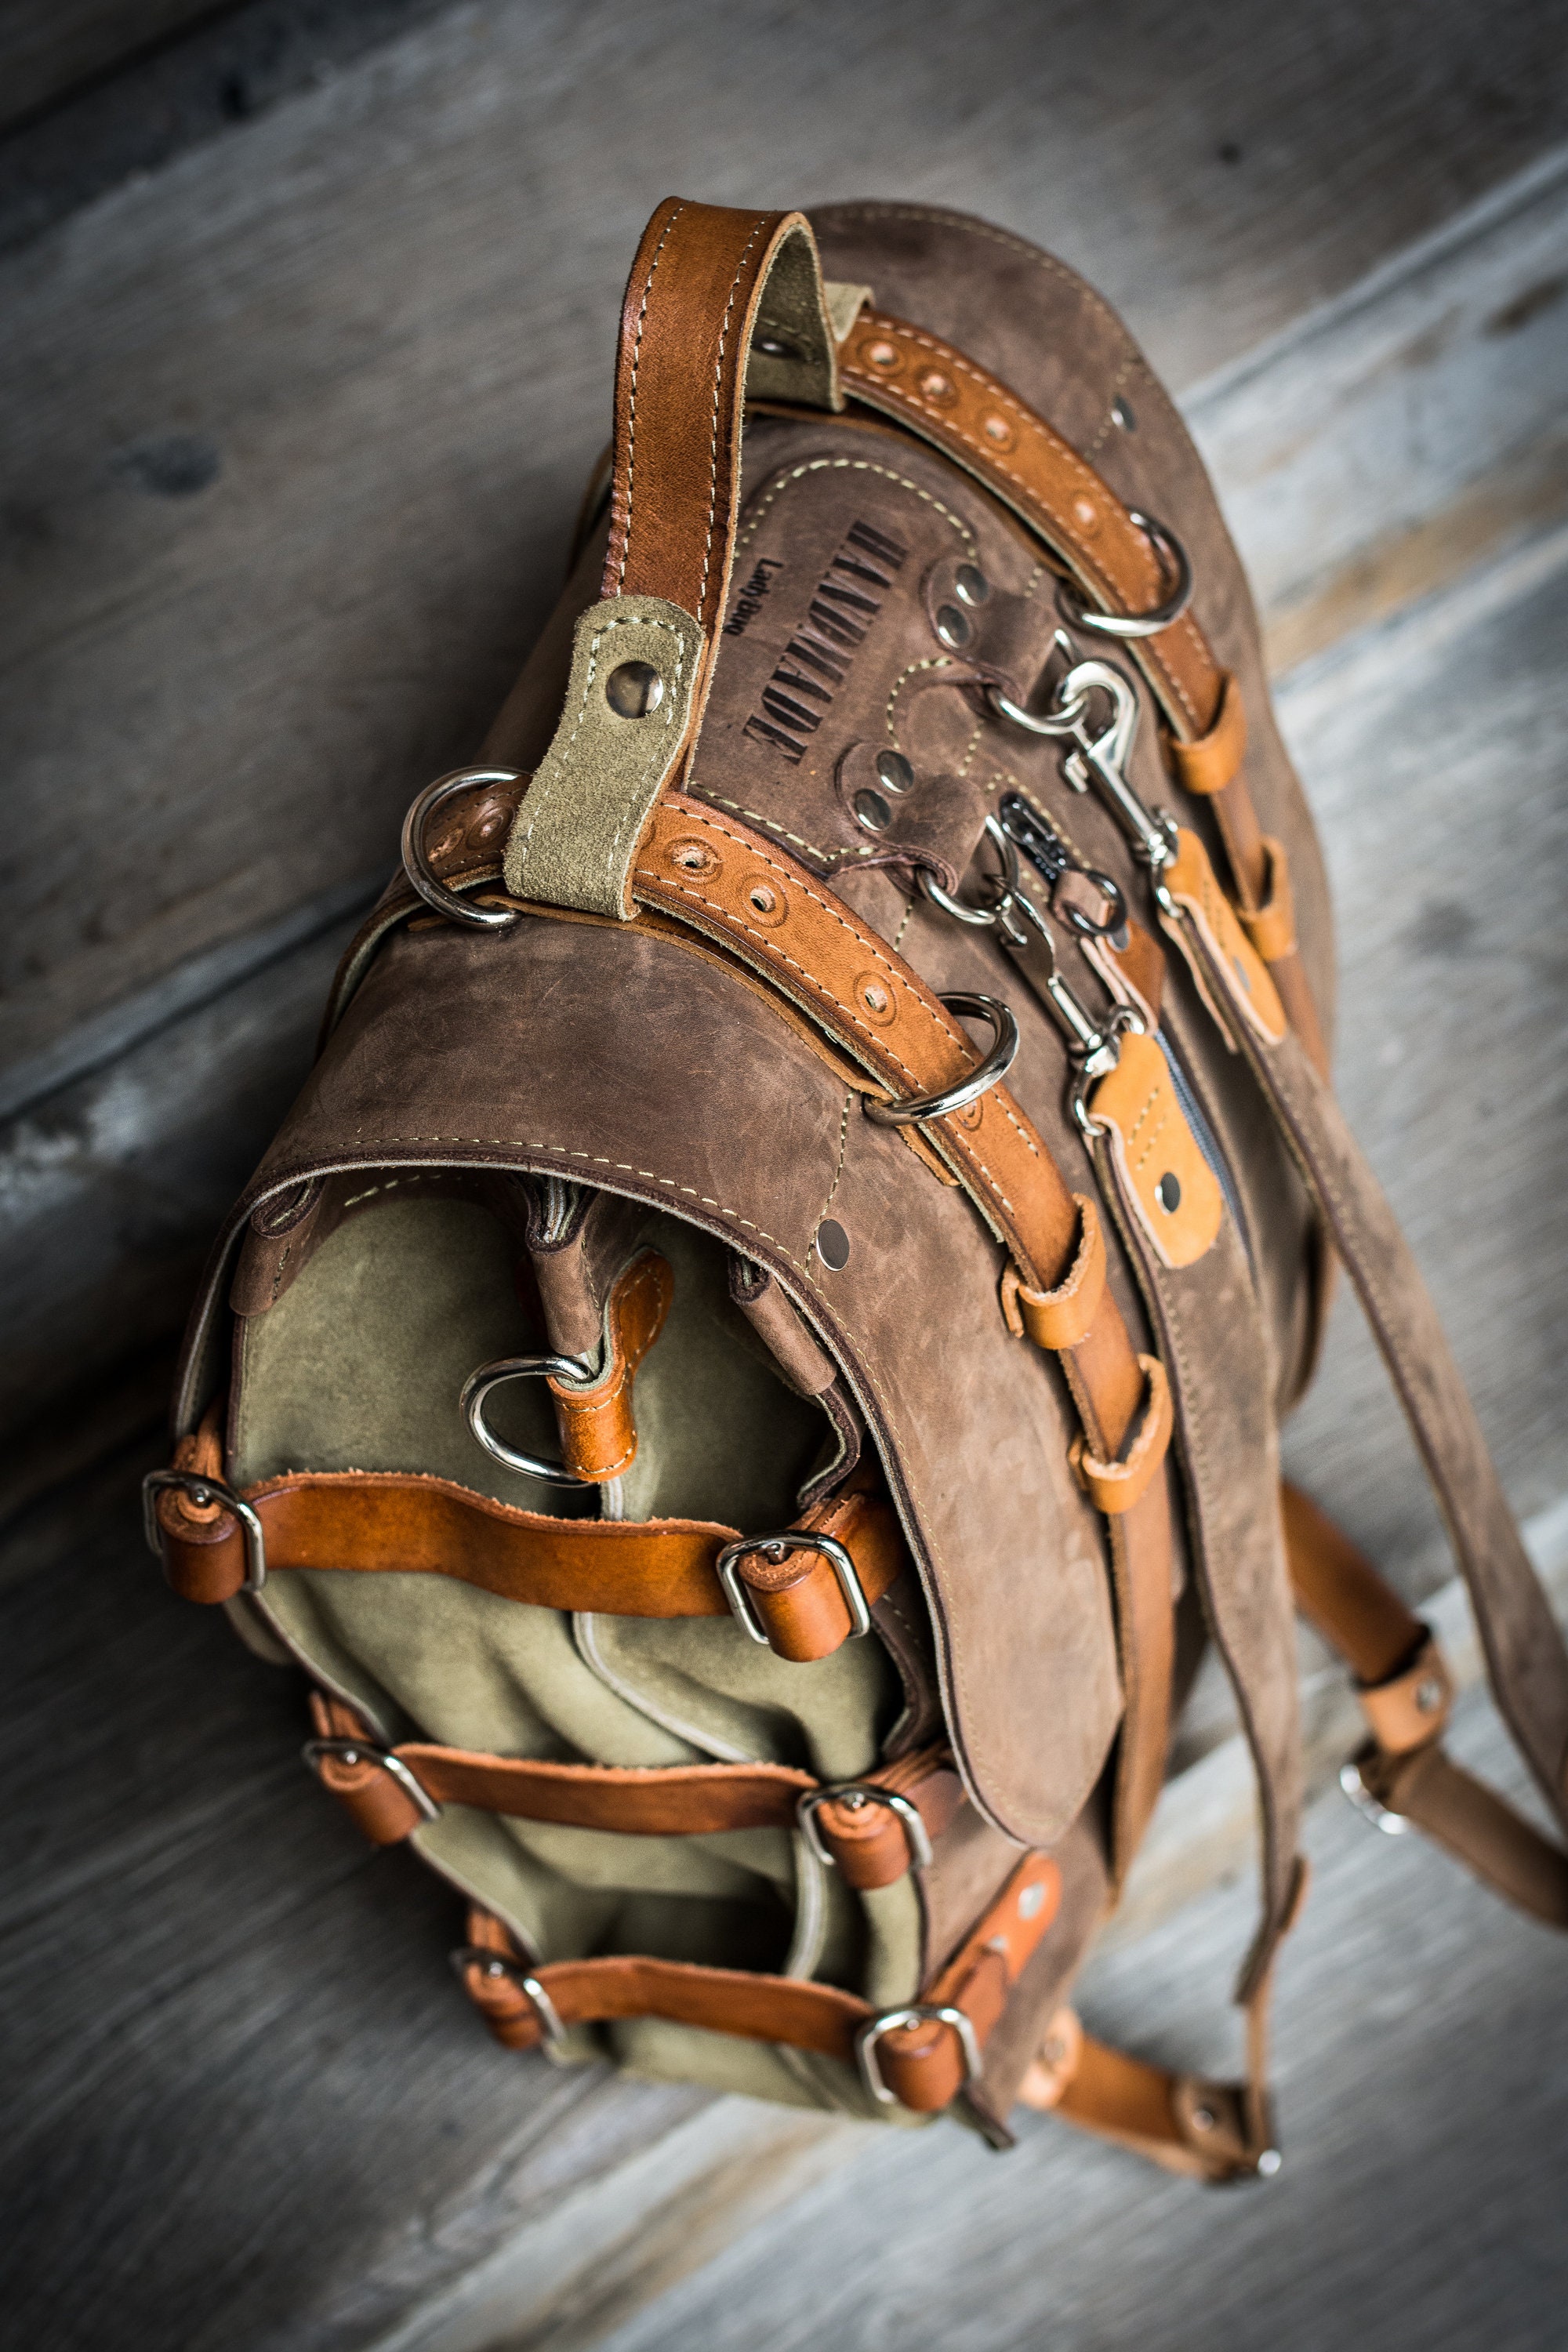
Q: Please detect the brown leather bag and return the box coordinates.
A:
[147,199,1568,2176]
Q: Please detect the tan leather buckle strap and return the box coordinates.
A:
[1283,1483,1568,1929]
[151,1467,906,1663]
[632,792,1177,1873]
[456,1849,1059,2114]
[305,1692,963,1884]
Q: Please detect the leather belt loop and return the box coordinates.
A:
[1166,670,1247,797]
[1236,837,1297,965]
[1000,1194,1106,1351]
[1069,1356,1172,1516]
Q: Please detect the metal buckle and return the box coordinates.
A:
[448,1949,568,2049]
[1056,510,1192,640]
[460,1352,598,1487]
[401,766,524,931]
[1338,1742,1413,1836]
[141,1468,267,1593]
[715,1530,873,1646]
[863,991,1019,1127]
[796,1784,934,1872]
[303,1737,443,1823]
[855,2002,983,2107]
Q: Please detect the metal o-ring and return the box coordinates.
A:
[916,813,1019,927]
[460,1353,597,1486]
[401,768,524,931]
[864,992,1019,1127]
[1057,511,1192,640]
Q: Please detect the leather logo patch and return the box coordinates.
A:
[741,517,907,765]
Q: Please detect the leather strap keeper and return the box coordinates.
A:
[457,1848,1059,2114]
[1069,1356,1172,1515]
[546,1248,671,1480]
[154,1469,906,1663]
[1357,1632,1454,1755]
[1166,670,1247,797]
[1236,837,1298,965]
[1000,1195,1106,1352]
[306,1692,961,1882]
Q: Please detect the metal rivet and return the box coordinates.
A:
[1415,1675,1445,1714]
[876,749,914,794]
[754,335,799,359]
[604,660,663,718]
[854,788,891,833]
[1156,1172,1181,1213]
[861,982,889,1013]
[955,564,990,607]
[1192,2105,1215,2131]
[340,1749,360,1766]
[864,339,900,372]
[485,1959,506,1977]
[1258,2148,1283,2178]
[844,1790,866,1810]
[1072,495,1099,533]
[1018,1881,1047,1919]
[982,414,1014,448]
[935,604,971,649]
[816,1219,851,1271]
[918,368,957,405]
[1111,395,1137,432]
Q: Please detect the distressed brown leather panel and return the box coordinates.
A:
[546,1248,673,1481]
[200,910,1123,1849]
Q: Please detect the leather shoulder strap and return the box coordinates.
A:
[503,200,840,920]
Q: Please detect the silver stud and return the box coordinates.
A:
[816,1218,851,1271]
[1018,1880,1047,1919]
[935,604,971,649]
[1111,395,1136,432]
[1257,2148,1283,2178]
[1415,1675,1445,1714]
[1192,2105,1215,2131]
[876,748,914,794]
[854,788,891,833]
[604,659,664,717]
[955,563,991,607]
[1156,1172,1181,1213]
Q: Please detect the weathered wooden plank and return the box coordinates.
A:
[5,0,1567,1082]
[0,0,214,128]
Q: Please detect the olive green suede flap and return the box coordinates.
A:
[503,593,703,920]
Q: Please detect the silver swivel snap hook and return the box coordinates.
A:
[990,658,1178,877]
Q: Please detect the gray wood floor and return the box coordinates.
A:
[2,5,1566,2347]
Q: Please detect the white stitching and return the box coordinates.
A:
[617,203,685,592]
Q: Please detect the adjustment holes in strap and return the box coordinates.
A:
[401,768,525,931]
[665,834,723,882]
[742,873,789,929]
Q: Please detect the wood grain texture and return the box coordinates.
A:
[4,0,1568,1079]
[0,0,215,127]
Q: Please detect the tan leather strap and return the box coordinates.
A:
[457,1847,1059,2114]
[1283,1484,1568,1929]
[307,1691,964,1887]
[503,202,841,919]
[837,314,1327,1069]
[1020,2008,1279,2183]
[1161,857,1568,1844]
[631,793,1175,1874]
[547,1247,671,1480]
[153,1467,905,1663]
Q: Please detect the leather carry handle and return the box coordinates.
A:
[502,200,843,921]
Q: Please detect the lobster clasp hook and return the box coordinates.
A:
[1054,660,1175,873]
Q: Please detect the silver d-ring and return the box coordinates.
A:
[1058,511,1192,639]
[916,813,1021,927]
[864,992,1019,1127]
[401,768,524,930]
[460,1353,597,1486]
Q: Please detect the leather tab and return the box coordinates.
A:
[1087,1030,1223,1269]
[1357,1634,1454,1755]
[811,1748,964,1889]
[547,1249,673,1481]
[1237,837,1298,964]
[307,1695,426,1843]
[1167,670,1247,797]
[1001,1194,1107,1350]
[1069,1355,1173,1515]
[1159,826,1287,1045]
[739,1486,907,1661]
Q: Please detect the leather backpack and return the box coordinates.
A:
[147,199,1568,2176]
